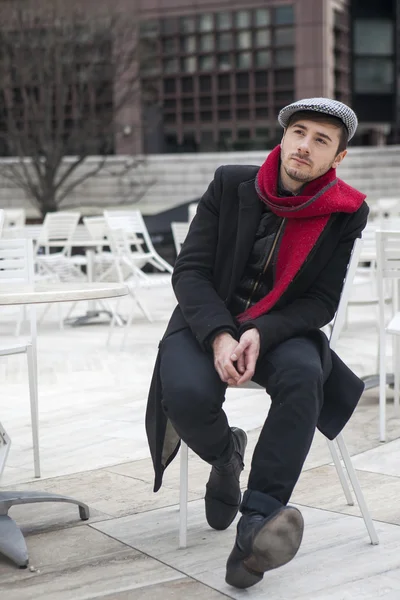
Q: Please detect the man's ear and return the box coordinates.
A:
[332,149,347,169]
[281,128,287,143]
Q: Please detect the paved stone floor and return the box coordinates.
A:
[1,284,400,599]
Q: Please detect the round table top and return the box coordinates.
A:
[0,282,128,305]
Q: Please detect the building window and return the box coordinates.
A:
[255,29,271,47]
[201,111,213,122]
[254,9,270,27]
[181,36,196,53]
[237,31,252,50]
[218,95,230,105]
[183,112,195,123]
[163,58,179,74]
[274,69,294,87]
[181,77,194,93]
[255,50,271,68]
[235,10,251,29]
[163,38,176,55]
[353,19,394,94]
[236,51,251,69]
[216,12,232,30]
[236,93,249,104]
[218,53,233,71]
[255,92,268,103]
[236,73,249,89]
[164,98,176,109]
[199,75,212,92]
[274,27,294,46]
[275,48,294,67]
[182,57,197,73]
[162,18,178,35]
[274,5,294,26]
[255,71,268,88]
[218,74,231,90]
[354,58,394,93]
[180,17,196,33]
[217,33,233,51]
[199,14,214,32]
[163,79,176,94]
[199,55,214,71]
[164,113,176,124]
[200,96,213,107]
[182,98,194,108]
[199,33,214,52]
[218,109,231,120]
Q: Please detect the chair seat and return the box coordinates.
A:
[0,341,30,356]
[127,274,171,289]
[387,311,400,335]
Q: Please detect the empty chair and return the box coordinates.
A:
[376,230,400,441]
[3,209,26,229]
[171,221,190,256]
[0,238,40,478]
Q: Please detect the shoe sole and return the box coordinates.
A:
[225,507,304,589]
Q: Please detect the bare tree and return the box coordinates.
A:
[0,1,157,216]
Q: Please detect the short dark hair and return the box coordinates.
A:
[287,110,349,154]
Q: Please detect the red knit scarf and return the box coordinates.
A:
[237,144,366,322]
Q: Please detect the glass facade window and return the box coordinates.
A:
[162,18,178,35]
[163,79,176,93]
[181,77,194,92]
[236,93,249,104]
[181,36,196,53]
[218,53,232,70]
[255,71,268,88]
[235,10,251,29]
[199,33,214,52]
[164,113,176,124]
[199,55,214,71]
[183,112,195,122]
[354,57,394,93]
[275,69,294,86]
[236,52,251,69]
[274,27,294,46]
[218,74,231,90]
[255,9,270,27]
[200,96,213,107]
[255,29,271,47]
[218,95,230,105]
[219,109,231,120]
[182,56,197,73]
[255,50,271,68]
[275,48,294,67]
[199,75,212,91]
[163,38,176,55]
[354,20,393,55]
[237,31,252,49]
[274,5,294,25]
[199,14,214,32]
[217,33,233,51]
[182,98,194,108]
[216,12,232,30]
[201,111,213,121]
[236,73,249,89]
[164,58,179,73]
[180,17,196,33]
[164,98,176,109]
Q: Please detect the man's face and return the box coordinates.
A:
[280,118,347,186]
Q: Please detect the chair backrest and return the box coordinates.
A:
[0,238,34,284]
[188,203,198,222]
[104,209,151,250]
[4,208,26,228]
[83,216,108,242]
[171,221,190,255]
[36,212,80,255]
[329,238,363,351]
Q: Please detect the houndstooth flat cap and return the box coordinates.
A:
[278,97,358,140]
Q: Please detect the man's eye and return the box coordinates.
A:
[316,138,326,144]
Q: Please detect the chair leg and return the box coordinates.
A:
[379,328,387,442]
[335,434,379,545]
[179,441,189,549]
[326,439,353,506]
[26,344,41,478]
[394,337,400,416]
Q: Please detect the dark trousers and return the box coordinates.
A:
[159,328,325,516]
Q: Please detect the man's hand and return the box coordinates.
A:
[230,328,260,385]
[212,332,242,385]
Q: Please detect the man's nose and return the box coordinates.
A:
[297,138,311,154]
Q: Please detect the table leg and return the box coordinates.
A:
[0,491,90,567]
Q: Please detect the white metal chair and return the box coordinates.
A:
[104,210,173,274]
[171,222,190,256]
[104,223,171,347]
[179,238,379,548]
[3,209,26,229]
[377,230,400,442]
[0,238,40,478]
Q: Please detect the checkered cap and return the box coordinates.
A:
[278,97,358,140]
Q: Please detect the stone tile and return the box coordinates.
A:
[292,465,400,525]
[92,499,400,600]
[1,468,201,535]
[351,436,400,477]
[96,578,227,600]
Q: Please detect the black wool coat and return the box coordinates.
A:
[145,165,369,492]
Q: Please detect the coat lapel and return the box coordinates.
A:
[227,179,262,299]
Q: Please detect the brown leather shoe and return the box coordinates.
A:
[204,427,247,531]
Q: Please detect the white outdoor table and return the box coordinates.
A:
[0,281,128,568]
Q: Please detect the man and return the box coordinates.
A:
[145,98,368,589]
